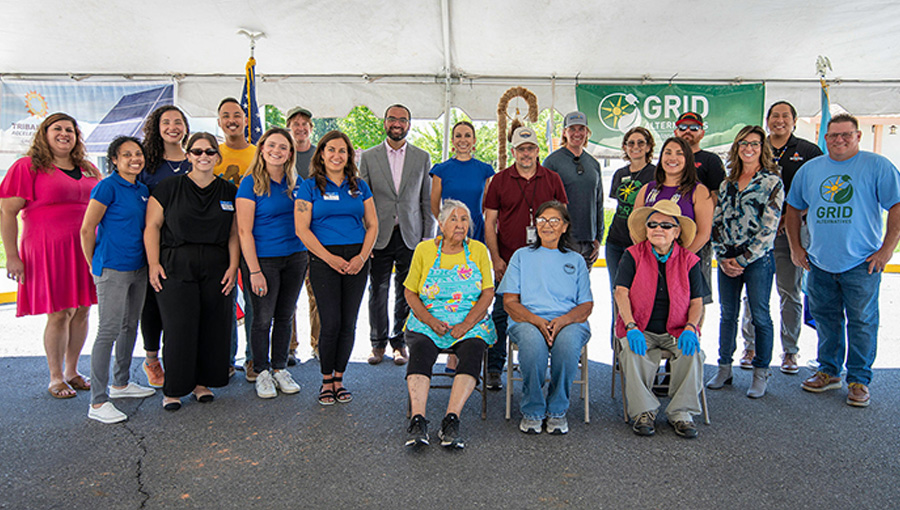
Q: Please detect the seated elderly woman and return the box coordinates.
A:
[498,201,593,436]
[404,199,496,449]
[614,200,707,439]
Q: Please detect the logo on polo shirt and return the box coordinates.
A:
[816,174,853,223]
[564,263,576,274]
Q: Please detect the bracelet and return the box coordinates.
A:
[250,270,262,275]
[358,255,366,263]
[685,322,698,332]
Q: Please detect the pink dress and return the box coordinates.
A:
[0,157,99,316]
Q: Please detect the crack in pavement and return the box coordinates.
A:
[121,396,151,508]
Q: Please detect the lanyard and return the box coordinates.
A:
[513,173,539,225]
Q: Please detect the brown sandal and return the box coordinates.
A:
[48,382,76,399]
[66,374,91,390]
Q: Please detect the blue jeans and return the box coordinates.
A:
[717,251,775,368]
[509,321,590,420]
[807,262,880,385]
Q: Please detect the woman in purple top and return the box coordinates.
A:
[634,137,713,254]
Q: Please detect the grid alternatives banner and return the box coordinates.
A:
[576,83,765,151]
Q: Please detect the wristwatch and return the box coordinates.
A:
[625,322,638,331]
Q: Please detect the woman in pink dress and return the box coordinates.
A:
[0,112,102,398]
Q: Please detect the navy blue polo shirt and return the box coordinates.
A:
[237,174,306,257]
[89,172,150,276]
[293,176,373,246]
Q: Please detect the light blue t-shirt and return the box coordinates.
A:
[430,157,495,242]
[89,172,149,276]
[293,176,373,246]
[497,245,593,322]
[786,150,900,273]
[237,174,305,258]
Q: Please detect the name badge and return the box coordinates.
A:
[323,192,339,201]
[220,201,234,211]
[525,225,537,244]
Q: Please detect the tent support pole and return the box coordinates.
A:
[440,0,452,162]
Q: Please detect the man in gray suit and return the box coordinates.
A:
[359,104,434,365]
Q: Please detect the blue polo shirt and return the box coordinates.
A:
[293,176,373,246]
[430,157,495,242]
[89,172,149,276]
[237,175,305,257]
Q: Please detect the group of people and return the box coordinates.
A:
[1,97,896,448]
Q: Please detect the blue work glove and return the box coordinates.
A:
[678,329,699,356]
[626,328,647,356]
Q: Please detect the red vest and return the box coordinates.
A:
[615,241,700,338]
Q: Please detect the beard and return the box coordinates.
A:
[387,127,408,142]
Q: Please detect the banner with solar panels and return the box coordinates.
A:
[576,83,764,151]
[0,80,173,154]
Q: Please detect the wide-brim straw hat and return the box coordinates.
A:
[627,199,697,247]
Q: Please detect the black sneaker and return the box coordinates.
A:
[485,372,503,391]
[439,413,464,449]
[405,415,429,447]
[632,411,655,436]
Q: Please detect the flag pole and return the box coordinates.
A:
[816,55,832,154]
[237,29,266,145]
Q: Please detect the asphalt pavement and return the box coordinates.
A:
[2,271,899,509]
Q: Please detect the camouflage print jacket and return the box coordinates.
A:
[711,168,784,267]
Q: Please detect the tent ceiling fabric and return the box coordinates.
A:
[3,0,900,119]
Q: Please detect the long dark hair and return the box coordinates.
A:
[142,105,189,174]
[529,200,572,253]
[310,130,360,194]
[106,136,143,174]
[654,137,697,196]
[28,112,98,176]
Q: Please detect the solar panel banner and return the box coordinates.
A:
[576,83,765,151]
[0,80,172,154]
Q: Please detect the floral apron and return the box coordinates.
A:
[404,239,496,348]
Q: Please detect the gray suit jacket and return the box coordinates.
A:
[359,141,434,250]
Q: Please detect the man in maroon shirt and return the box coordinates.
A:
[483,126,568,389]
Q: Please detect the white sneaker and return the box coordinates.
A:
[255,370,277,399]
[272,369,300,394]
[109,382,156,399]
[88,402,127,424]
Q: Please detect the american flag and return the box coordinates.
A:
[241,56,262,145]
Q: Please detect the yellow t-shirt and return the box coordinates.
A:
[403,239,494,294]
[214,143,256,187]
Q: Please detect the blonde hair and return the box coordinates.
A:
[248,128,297,196]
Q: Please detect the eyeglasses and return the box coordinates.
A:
[737,141,762,148]
[536,217,563,227]
[824,131,858,141]
[625,140,647,147]
[646,221,678,230]
[573,156,585,175]
[386,117,410,125]
[677,125,702,132]
[188,148,218,156]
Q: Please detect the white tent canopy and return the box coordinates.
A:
[3,0,900,119]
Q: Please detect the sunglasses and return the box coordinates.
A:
[625,140,647,147]
[573,156,585,175]
[188,148,219,156]
[676,125,702,132]
[646,221,678,230]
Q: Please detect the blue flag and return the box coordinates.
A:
[241,57,262,145]
[817,78,830,154]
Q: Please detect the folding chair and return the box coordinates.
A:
[406,348,488,420]
[505,341,590,423]
[611,344,710,424]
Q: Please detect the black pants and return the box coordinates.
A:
[156,246,233,398]
[309,244,369,375]
[487,280,508,374]
[241,252,307,373]
[141,283,163,352]
[368,226,413,350]
[405,331,487,379]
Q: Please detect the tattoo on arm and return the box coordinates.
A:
[295,200,309,213]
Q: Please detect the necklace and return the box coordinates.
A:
[166,159,185,173]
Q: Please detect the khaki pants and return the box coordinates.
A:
[618,331,704,422]
[289,273,320,352]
